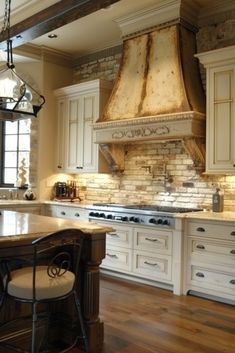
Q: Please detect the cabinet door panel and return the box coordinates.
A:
[56,99,66,171]
[205,61,235,172]
[82,94,96,171]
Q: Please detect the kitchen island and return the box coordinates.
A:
[0,210,113,353]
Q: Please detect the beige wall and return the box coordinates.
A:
[17,60,73,200]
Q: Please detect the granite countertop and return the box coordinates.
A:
[181,210,235,222]
[2,200,235,222]
[0,210,113,243]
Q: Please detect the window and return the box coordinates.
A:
[0,120,31,186]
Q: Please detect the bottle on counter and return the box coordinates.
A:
[212,188,224,212]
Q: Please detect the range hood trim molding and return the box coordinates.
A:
[94,111,205,130]
[94,112,205,144]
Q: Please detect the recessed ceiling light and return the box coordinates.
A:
[48,34,58,39]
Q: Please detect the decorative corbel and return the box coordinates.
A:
[182,137,205,172]
[99,143,125,173]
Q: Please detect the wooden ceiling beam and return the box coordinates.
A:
[0,0,121,49]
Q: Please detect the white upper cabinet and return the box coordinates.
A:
[54,79,112,173]
[197,46,235,174]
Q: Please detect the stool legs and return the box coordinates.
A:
[73,291,89,353]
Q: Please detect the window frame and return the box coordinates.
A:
[0,120,30,188]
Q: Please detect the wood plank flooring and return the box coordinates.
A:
[75,275,235,353]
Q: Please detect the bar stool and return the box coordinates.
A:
[0,228,89,353]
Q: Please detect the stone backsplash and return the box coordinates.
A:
[75,141,235,211]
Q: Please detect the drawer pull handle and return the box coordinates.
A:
[196,272,205,278]
[196,227,205,232]
[145,237,159,242]
[74,213,80,217]
[108,233,120,237]
[61,211,66,216]
[106,253,118,259]
[230,231,235,236]
[230,279,235,285]
[196,244,205,250]
[144,261,159,267]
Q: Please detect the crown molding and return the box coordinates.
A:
[115,0,182,37]
[14,44,73,66]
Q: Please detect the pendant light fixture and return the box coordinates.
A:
[0,0,45,121]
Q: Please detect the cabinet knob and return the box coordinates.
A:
[74,213,80,217]
[57,165,62,169]
[196,272,205,278]
[233,164,235,167]
[230,250,235,254]
[196,227,205,232]
[230,231,235,236]
[61,211,66,215]
[76,166,83,169]
[229,279,235,285]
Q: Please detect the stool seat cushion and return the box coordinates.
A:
[7,266,75,300]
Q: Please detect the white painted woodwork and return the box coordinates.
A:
[99,220,182,293]
[44,204,89,221]
[196,45,235,173]
[54,79,112,173]
[184,218,235,303]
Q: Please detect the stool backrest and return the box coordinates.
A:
[0,228,85,300]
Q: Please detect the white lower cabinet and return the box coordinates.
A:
[132,227,172,281]
[44,204,89,221]
[100,222,175,290]
[184,218,235,303]
[101,223,133,272]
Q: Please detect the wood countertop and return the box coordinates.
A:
[0,210,113,244]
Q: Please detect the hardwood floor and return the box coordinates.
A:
[76,275,235,353]
[100,276,235,353]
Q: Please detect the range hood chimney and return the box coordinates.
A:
[94,3,206,172]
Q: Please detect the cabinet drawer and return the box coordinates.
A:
[102,246,132,272]
[106,226,132,248]
[189,238,235,265]
[133,250,172,281]
[191,265,235,293]
[56,206,88,221]
[187,221,235,240]
[134,228,172,255]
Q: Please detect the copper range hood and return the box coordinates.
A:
[93,23,206,172]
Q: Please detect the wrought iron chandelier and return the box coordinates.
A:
[0,0,45,121]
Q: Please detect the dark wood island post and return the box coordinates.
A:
[82,232,106,353]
